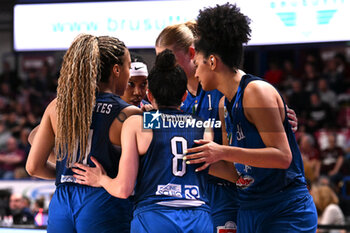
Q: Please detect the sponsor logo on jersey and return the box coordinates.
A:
[244,165,252,173]
[224,106,228,118]
[228,132,233,145]
[217,221,237,233]
[236,175,254,189]
[236,123,245,141]
[61,175,76,183]
[192,101,198,115]
[184,185,200,199]
[156,183,182,197]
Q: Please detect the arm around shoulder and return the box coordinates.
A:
[73,111,145,198]
[103,115,143,198]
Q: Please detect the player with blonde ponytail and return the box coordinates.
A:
[26,34,141,233]
[55,34,100,165]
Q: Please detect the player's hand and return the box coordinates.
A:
[141,103,154,112]
[72,157,106,187]
[183,140,224,172]
[286,106,298,133]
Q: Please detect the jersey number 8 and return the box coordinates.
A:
[171,136,187,177]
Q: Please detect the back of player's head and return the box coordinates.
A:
[184,20,198,39]
[98,35,127,83]
[148,49,187,107]
[155,23,194,53]
[194,3,251,70]
[59,34,127,85]
[56,34,127,165]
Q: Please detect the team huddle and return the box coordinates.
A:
[26,3,318,233]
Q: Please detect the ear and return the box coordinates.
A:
[188,46,196,60]
[181,90,188,103]
[146,89,153,103]
[112,64,120,78]
[209,55,216,70]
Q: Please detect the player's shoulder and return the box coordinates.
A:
[123,105,143,116]
[124,114,143,127]
[45,98,57,115]
[47,98,57,108]
[244,79,282,109]
[245,79,279,98]
[123,114,146,135]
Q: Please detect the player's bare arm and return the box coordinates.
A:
[26,99,57,179]
[109,105,142,146]
[185,81,292,171]
[73,115,148,198]
[28,125,56,166]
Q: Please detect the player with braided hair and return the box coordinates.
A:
[26,34,141,233]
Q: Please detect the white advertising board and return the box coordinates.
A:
[13,0,350,51]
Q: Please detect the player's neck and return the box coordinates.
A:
[187,75,199,96]
[98,82,114,94]
[218,69,243,101]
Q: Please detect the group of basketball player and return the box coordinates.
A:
[26,3,318,233]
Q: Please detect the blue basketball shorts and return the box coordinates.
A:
[47,184,132,233]
[131,207,214,233]
[237,192,317,233]
[207,182,239,233]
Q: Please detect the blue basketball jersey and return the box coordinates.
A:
[133,109,210,213]
[224,74,307,209]
[181,84,223,144]
[181,84,239,232]
[50,92,133,233]
[55,92,130,186]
